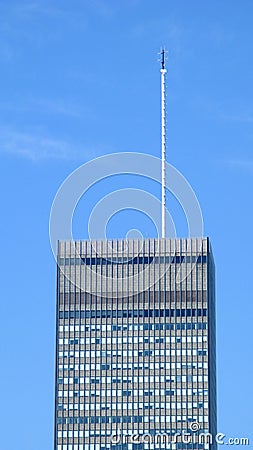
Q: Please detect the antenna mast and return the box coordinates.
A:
[160,48,167,238]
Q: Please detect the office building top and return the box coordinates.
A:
[57,237,212,295]
[55,237,216,449]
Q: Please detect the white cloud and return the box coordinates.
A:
[223,158,253,173]
[220,113,253,124]
[7,2,75,21]
[0,127,80,161]
[29,98,86,119]
[0,126,114,162]
[0,1,88,48]
[132,18,184,45]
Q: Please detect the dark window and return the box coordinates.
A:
[165,390,175,396]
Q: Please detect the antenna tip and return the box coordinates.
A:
[159,47,167,70]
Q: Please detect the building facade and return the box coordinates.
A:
[54,237,216,450]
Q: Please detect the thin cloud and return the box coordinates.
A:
[31,98,85,119]
[0,99,85,119]
[223,158,253,174]
[0,41,13,62]
[0,126,114,162]
[132,18,183,42]
[0,2,87,46]
[0,93,97,122]
[85,0,140,18]
[88,0,118,18]
[0,127,80,161]
[8,2,76,21]
[221,113,253,124]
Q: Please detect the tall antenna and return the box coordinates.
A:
[160,48,167,238]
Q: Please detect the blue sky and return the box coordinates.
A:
[0,1,253,449]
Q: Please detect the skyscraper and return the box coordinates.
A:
[54,237,216,449]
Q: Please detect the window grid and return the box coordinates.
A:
[54,238,216,450]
